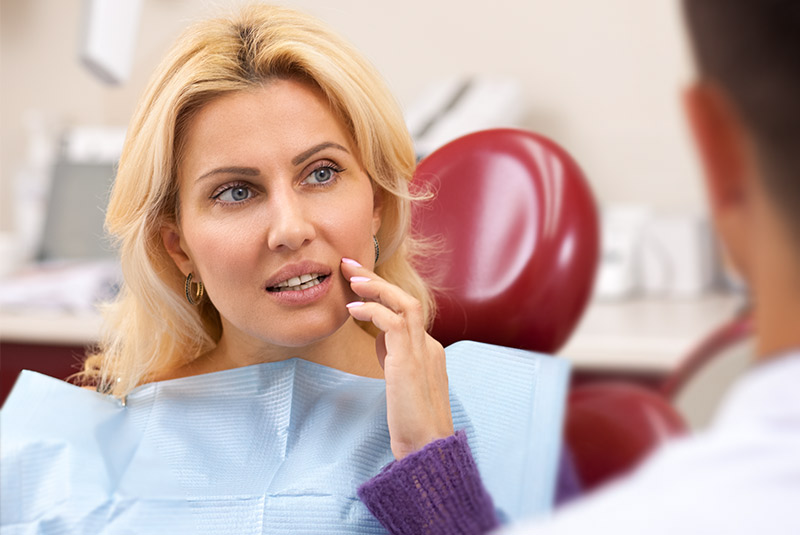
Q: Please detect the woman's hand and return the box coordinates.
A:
[341,257,454,460]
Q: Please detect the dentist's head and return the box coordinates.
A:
[682,0,800,357]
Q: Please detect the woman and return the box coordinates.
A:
[0,5,569,534]
[88,3,453,463]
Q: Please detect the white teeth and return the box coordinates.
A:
[272,273,323,291]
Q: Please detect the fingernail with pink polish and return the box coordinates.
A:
[350,276,370,283]
[346,301,365,308]
[342,257,362,267]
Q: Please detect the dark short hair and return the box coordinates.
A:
[683,0,800,229]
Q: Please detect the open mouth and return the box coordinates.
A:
[266,273,329,292]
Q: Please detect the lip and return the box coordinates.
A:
[264,261,333,289]
[267,274,333,306]
[264,261,334,306]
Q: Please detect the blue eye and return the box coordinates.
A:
[215,185,252,203]
[303,165,341,185]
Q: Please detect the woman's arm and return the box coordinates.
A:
[358,430,499,535]
[342,257,453,459]
[358,434,582,534]
[341,257,497,532]
[341,258,581,533]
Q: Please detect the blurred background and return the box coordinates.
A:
[1,0,702,234]
[0,0,751,431]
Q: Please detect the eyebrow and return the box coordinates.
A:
[291,142,349,166]
[196,166,260,183]
[194,142,350,183]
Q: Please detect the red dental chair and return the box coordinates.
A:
[412,129,687,495]
[661,306,754,429]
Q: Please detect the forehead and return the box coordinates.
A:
[178,79,354,177]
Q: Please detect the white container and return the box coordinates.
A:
[640,213,717,297]
[594,206,650,300]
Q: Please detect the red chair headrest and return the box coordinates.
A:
[565,382,688,491]
[413,129,599,353]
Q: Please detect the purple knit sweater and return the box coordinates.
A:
[358,431,581,534]
[358,431,499,534]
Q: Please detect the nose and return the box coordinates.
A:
[266,188,316,251]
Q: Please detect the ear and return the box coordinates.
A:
[683,82,753,212]
[161,222,194,277]
[683,81,756,280]
[371,186,384,236]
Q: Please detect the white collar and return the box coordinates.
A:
[712,350,800,431]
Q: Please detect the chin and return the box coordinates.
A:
[262,313,351,349]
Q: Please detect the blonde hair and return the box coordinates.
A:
[80,4,434,398]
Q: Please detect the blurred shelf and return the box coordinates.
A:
[559,293,746,373]
[0,309,102,345]
[0,293,746,373]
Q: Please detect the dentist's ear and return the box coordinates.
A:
[161,223,194,277]
[683,81,756,282]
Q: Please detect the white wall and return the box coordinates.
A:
[0,0,705,233]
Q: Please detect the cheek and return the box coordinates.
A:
[326,191,376,255]
[184,222,257,284]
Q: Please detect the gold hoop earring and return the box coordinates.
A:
[373,235,380,264]
[185,273,204,305]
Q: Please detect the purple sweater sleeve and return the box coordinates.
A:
[357,430,499,535]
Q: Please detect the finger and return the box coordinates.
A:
[347,276,423,320]
[346,300,409,335]
[347,301,417,371]
[375,331,387,369]
[347,279,427,351]
[340,257,376,279]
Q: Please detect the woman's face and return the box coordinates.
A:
[164,79,381,350]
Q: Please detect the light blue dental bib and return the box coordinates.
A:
[1,341,569,534]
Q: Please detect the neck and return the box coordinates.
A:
[171,317,384,380]
[753,282,800,361]
[751,210,800,361]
